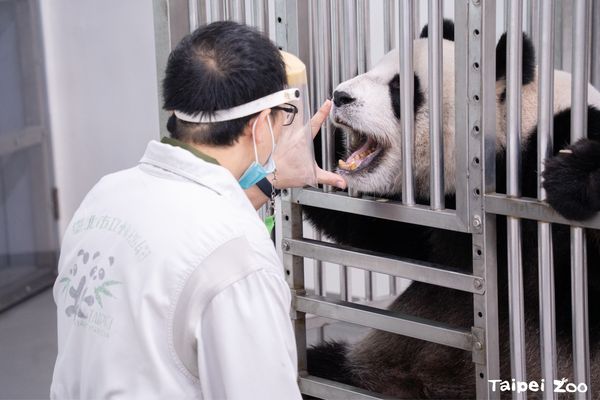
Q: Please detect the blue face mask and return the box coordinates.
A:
[239,116,276,189]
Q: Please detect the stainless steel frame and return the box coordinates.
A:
[151,1,600,398]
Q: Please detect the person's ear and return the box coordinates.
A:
[247,109,272,144]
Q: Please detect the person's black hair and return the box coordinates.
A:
[162,21,287,146]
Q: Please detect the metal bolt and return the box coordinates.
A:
[282,189,289,197]
[474,279,483,290]
[472,215,482,228]
[282,241,290,251]
[474,341,483,350]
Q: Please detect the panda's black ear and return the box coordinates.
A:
[419,19,454,41]
[495,32,536,85]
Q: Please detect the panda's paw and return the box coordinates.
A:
[543,139,600,220]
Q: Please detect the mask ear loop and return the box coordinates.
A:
[266,115,276,153]
[251,116,260,163]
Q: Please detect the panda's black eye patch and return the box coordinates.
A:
[388,74,425,121]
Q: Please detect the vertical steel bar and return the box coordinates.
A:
[529,0,539,56]
[152,0,173,135]
[386,0,397,296]
[281,192,307,374]
[384,0,396,52]
[224,0,233,19]
[537,2,558,399]
[553,0,563,69]
[461,0,501,395]
[560,0,573,73]
[232,0,246,24]
[252,0,269,34]
[506,1,528,396]
[329,0,350,300]
[198,0,207,25]
[357,0,370,74]
[413,0,420,38]
[428,0,445,210]
[356,0,373,300]
[210,0,224,21]
[571,1,592,397]
[399,0,415,205]
[188,0,199,31]
[309,0,327,298]
[592,0,600,89]
[338,0,357,299]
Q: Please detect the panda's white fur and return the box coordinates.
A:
[332,38,600,199]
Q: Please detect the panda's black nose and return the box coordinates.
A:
[333,91,355,107]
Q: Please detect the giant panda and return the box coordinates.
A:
[304,20,600,399]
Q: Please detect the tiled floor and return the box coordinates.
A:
[0,289,57,400]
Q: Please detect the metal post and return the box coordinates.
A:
[280,190,308,374]
[232,0,246,23]
[413,0,421,38]
[537,1,558,399]
[571,0,592,397]
[308,0,329,298]
[384,0,396,52]
[252,0,269,35]
[428,0,444,210]
[356,0,373,300]
[399,0,415,206]
[525,0,539,55]
[188,0,199,31]
[592,0,600,89]
[457,0,501,395]
[506,1,528,396]
[385,0,397,296]
[209,0,224,21]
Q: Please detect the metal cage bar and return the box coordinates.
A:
[460,0,501,396]
[399,0,415,206]
[537,2,558,398]
[506,0,528,395]
[383,0,396,53]
[570,1,592,397]
[428,0,445,210]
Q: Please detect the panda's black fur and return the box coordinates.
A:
[305,20,600,399]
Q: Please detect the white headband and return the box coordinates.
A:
[173,88,300,123]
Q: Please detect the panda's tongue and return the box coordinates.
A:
[338,137,377,171]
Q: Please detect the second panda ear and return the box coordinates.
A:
[419,19,454,41]
[495,32,536,85]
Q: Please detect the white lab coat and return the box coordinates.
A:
[50,140,301,400]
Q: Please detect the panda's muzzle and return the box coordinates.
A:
[338,134,384,173]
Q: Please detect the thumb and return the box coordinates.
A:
[316,166,347,189]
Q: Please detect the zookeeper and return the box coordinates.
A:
[50,21,346,399]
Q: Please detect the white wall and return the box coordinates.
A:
[41,0,161,236]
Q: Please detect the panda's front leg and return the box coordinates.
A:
[543,138,600,220]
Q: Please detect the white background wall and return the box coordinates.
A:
[40,0,161,235]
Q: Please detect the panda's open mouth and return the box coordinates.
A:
[337,134,384,174]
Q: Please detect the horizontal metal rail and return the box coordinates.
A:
[295,294,474,351]
[485,193,600,229]
[284,238,485,294]
[299,376,389,400]
[292,188,468,232]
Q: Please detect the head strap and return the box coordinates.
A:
[173,88,300,123]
